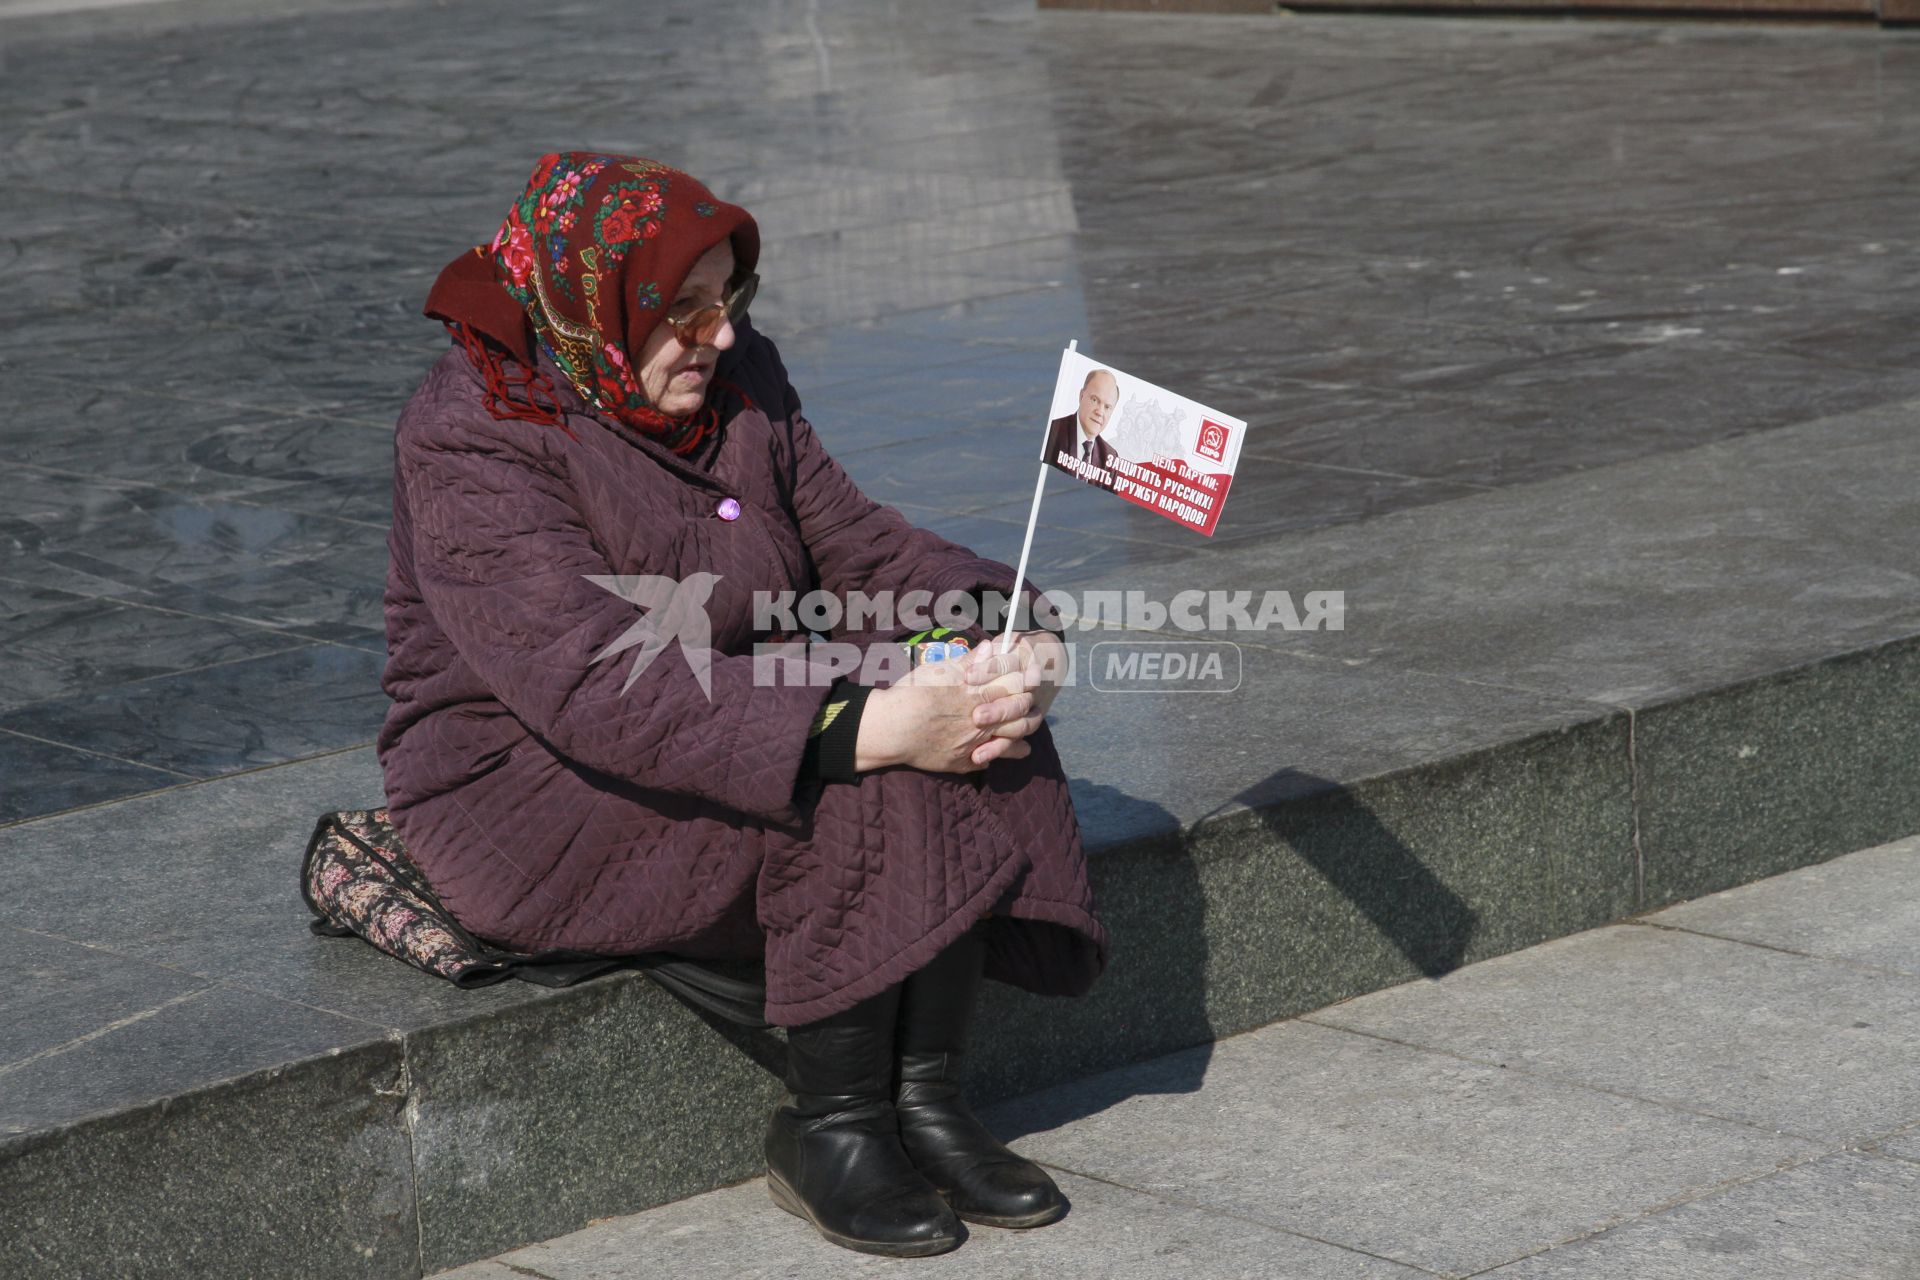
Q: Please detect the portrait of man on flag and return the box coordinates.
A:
[1037,347,1244,537]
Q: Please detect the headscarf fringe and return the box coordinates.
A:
[450,322,578,442]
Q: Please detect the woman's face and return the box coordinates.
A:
[637,239,737,417]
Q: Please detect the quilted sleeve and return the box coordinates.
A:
[783,388,1053,634]
[402,427,838,825]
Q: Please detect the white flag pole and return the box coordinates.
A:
[999,339,1076,652]
[999,465,1050,652]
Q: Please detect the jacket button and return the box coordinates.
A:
[716,498,741,521]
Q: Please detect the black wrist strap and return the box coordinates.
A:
[799,680,872,785]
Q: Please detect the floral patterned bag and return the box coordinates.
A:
[301,809,769,1024]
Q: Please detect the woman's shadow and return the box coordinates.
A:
[987,768,1476,1143]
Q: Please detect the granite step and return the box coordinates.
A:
[5,395,1918,1278]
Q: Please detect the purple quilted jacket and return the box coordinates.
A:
[377,324,1106,1025]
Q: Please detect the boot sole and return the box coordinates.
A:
[952,1201,1069,1230]
[766,1169,962,1258]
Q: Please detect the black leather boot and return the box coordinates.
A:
[894,923,1069,1229]
[765,983,962,1257]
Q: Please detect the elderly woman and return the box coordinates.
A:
[376,153,1107,1258]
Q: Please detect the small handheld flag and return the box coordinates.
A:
[1039,347,1243,536]
[1000,342,1246,646]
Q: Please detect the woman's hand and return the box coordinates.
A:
[964,630,1068,738]
[853,632,1065,773]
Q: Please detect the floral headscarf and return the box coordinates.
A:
[425,152,761,454]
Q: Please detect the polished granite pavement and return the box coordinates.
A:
[2,0,1917,823]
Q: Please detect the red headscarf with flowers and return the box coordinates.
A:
[424,152,761,455]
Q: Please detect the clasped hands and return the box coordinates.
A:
[853,630,1069,774]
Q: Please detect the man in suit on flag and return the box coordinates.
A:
[1044,368,1120,490]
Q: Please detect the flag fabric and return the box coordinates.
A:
[1039,347,1244,537]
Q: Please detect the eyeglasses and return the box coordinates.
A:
[661,273,758,347]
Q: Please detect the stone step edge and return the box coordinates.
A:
[6,623,1917,1279]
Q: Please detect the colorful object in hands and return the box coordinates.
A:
[903,627,973,667]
